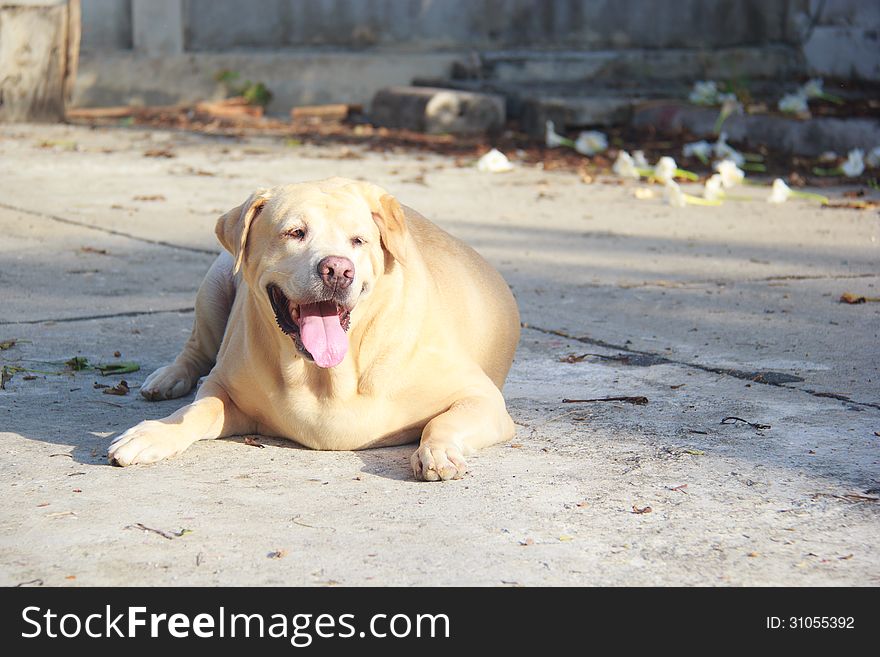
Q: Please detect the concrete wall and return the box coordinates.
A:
[801,0,880,80]
[74,0,880,109]
[181,0,804,51]
[82,0,809,52]
[81,0,129,49]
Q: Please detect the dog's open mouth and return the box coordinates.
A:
[268,285,351,368]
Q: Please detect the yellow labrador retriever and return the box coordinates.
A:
[109,178,519,480]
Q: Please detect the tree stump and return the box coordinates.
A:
[0,0,80,122]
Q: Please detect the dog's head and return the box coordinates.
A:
[215,177,408,368]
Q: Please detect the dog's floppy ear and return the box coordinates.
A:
[215,189,270,273]
[364,187,408,267]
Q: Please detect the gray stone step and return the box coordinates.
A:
[633,100,880,157]
[369,86,505,135]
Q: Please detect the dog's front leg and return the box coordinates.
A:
[411,383,515,481]
[108,379,251,466]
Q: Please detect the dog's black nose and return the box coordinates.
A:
[317,256,354,290]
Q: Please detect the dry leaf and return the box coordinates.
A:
[840,292,880,304]
[632,505,652,514]
[103,380,129,396]
[143,148,175,158]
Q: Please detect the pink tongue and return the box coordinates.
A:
[296,301,348,368]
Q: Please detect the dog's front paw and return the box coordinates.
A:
[140,363,198,401]
[410,442,467,481]
[108,421,188,466]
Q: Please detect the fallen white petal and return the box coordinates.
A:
[476,148,514,173]
[714,159,745,189]
[545,120,567,149]
[778,92,809,114]
[664,180,687,207]
[767,178,791,204]
[613,151,640,179]
[654,156,677,184]
[704,174,724,201]
[841,149,865,177]
[574,130,608,156]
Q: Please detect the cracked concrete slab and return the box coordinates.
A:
[0,123,877,586]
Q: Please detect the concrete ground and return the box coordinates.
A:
[0,123,878,586]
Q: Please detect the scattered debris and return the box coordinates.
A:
[143,148,175,158]
[79,246,109,256]
[632,505,653,514]
[0,366,12,390]
[96,361,140,375]
[519,538,535,546]
[46,511,77,519]
[132,194,166,202]
[267,549,287,559]
[14,579,44,587]
[0,339,18,350]
[811,492,879,503]
[102,380,129,396]
[126,523,192,540]
[65,356,89,371]
[214,71,273,108]
[840,292,880,304]
[243,436,265,448]
[562,396,648,405]
[822,200,880,211]
[291,103,361,122]
[196,97,265,120]
[683,449,705,456]
[667,484,689,494]
[721,416,771,430]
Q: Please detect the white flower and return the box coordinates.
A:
[866,146,880,169]
[703,174,724,201]
[714,159,745,188]
[802,78,824,99]
[664,180,687,207]
[633,150,649,168]
[476,148,514,173]
[841,149,865,177]
[683,140,712,162]
[545,120,567,148]
[688,81,718,106]
[574,130,608,156]
[778,92,809,114]
[767,178,791,204]
[713,132,745,166]
[653,156,677,183]
[612,151,640,179]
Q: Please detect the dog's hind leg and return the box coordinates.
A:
[140,253,235,400]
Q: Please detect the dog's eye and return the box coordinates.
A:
[282,228,306,241]
[351,236,366,247]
